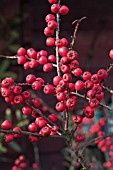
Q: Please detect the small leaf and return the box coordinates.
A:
[8,141,22,153]
[5,108,12,121]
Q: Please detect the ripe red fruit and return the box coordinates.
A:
[58,46,67,57]
[70,60,79,70]
[13,95,23,104]
[48,54,56,63]
[32,81,42,91]
[35,118,47,128]
[47,20,57,29]
[1,120,12,130]
[83,106,94,118]
[22,90,31,100]
[97,69,108,80]
[27,48,37,59]
[91,74,100,84]
[4,134,14,143]
[20,162,27,169]
[40,126,51,136]
[40,50,48,57]
[66,97,76,108]
[59,5,69,15]
[17,56,26,64]
[67,50,78,60]
[13,127,22,138]
[29,59,38,68]
[75,80,84,91]
[53,76,62,86]
[109,49,113,59]
[45,14,55,22]
[51,4,60,13]
[43,84,54,94]
[63,73,72,82]
[22,105,32,115]
[38,56,47,65]
[1,78,13,87]
[46,37,55,46]
[48,113,57,122]
[17,47,26,56]
[73,68,82,77]
[84,80,93,89]
[61,38,68,46]
[60,64,70,73]
[55,101,66,112]
[89,98,99,108]
[48,0,58,4]
[11,166,19,170]
[44,27,54,36]
[28,135,38,142]
[26,74,36,84]
[1,87,11,97]
[32,163,39,169]
[76,134,84,142]
[82,71,92,80]
[72,115,83,124]
[28,123,38,132]
[56,91,66,101]
[32,98,40,108]
[43,63,53,72]
[24,61,30,70]
[55,39,63,47]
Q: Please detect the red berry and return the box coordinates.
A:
[55,39,63,47]
[55,101,66,112]
[45,14,55,22]
[89,98,99,108]
[70,60,79,70]
[91,74,100,84]
[56,91,66,101]
[73,68,82,77]
[38,56,47,65]
[97,69,108,80]
[72,115,83,124]
[29,59,38,68]
[4,134,14,143]
[47,20,57,29]
[22,90,31,100]
[109,49,113,59]
[28,123,38,132]
[27,48,37,59]
[53,76,62,86]
[35,119,47,128]
[48,113,57,122]
[13,95,23,104]
[43,84,54,94]
[83,106,94,118]
[44,27,54,36]
[51,4,60,13]
[17,56,26,64]
[61,38,68,46]
[67,50,78,60]
[46,37,55,46]
[1,87,11,97]
[66,97,76,108]
[59,5,69,15]
[13,127,22,138]
[32,81,42,91]
[31,98,40,108]
[82,71,92,81]
[76,133,84,142]
[48,0,58,4]
[40,126,51,136]
[75,80,84,91]
[1,120,12,130]
[40,50,48,57]
[48,54,56,63]
[22,105,32,115]
[28,135,38,142]
[58,46,67,57]
[17,47,26,56]
[12,85,22,95]
[43,63,53,72]
[63,73,72,82]
[26,74,36,84]
[23,61,30,70]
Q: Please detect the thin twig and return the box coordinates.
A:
[70,17,86,49]
[64,108,69,131]
[0,55,18,59]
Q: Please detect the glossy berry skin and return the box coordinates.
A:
[32,98,40,108]
[17,47,26,56]
[46,37,55,46]
[70,60,79,70]
[29,60,38,68]
[27,48,37,59]
[76,134,84,142]
[47,20,57,29]
[1,78,13,87]
[43,84,54,94]
[17,56,26,65]
[43,63,53,72]
[4,134,14,143]
[13,95,23,104]
[53,76,62,86]
[67,50,78,60]
[72,115,83,124]
[44,27,54,36]
[55,39,63,47]
[56,92,66,101]
[40,50,48,57]
[22,106,32,115]
[32,81,42,91]
[38,56,47,65]
[45,14,55,22]
[109,49,113,59]
[13,127,22,138]
[59,5,69,15]
[40,126,51,136]
[48,113,57,122]
[89,98,99,108]
[61,38,68,46]
[82,71,92,81]
[48,0,58,3]
[1,87,11,97]
[51,4,60,13]
[66,97,76,108]
[73,68,82,77]
[22,91,31,100]
[97,69,108,80]
[55,101,66,112]
[75,80,84,91]
[58,46,67,57]
[91,74,100,84]
[48,54,56,63]
[26,74,36,84]
[35,118,47,128]
[29,135,38,142]
[83,106,94,118]
[28,123,38,132]
[1,120,12,130]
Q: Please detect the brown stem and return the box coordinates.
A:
[107,63,113,73]
[102,85,113,94]
[76,152,90,170]
[70,17,86,49]
[72,92,113,111]
[64,108,69,131]
[0,55,18,59]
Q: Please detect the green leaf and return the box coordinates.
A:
[0,143,7,153]
[16,120,29,128]
[5,108,12,121]
[0,60,10,73]
[15,109,22,121]
[8,141,22,153]
[8,44,20,53]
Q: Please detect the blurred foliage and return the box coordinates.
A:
[0,14,21,79]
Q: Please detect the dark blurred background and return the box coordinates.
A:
[0,0,113,170]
